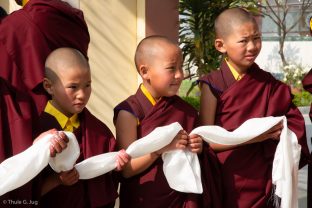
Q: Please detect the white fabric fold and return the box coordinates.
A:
[162,150,202,193]
[0,132,78,196]
[271,118,301,208]
[0,116,302,208]
[190,116,300,208]
[75,122,202,193]
[76,123,182,177]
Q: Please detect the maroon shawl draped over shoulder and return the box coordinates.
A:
[0,0,89,113]
[0,1,89,205]
[33,108,117,208]
[0,78,34,207]
[198,61,311,208]
[114,88,203,208]
[302,68,312,208]
[302,69,312,121]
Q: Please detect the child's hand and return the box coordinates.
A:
[49,130,69,157]
[251,121,283,143]
[155,130,188,155]
[57,168,79,186]
[115,149,131,171]
[33,129,69,157]
[188,134,203,154]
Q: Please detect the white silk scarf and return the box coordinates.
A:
[0,116,301,208]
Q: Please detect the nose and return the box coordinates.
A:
[76,88,88,100]
[247,40,256,51]
[175,68,184,80]
[247,39,261,52]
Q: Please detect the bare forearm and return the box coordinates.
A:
[41,173,61,196]
[122,152,160,178]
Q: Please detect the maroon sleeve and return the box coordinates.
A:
[267,80,311,167]
[303,69,312,93]
[0,0,90,113]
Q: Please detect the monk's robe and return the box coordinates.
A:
[33,108,117,208]
[198,61,311,208]
[114,86,221,208]
[302,69,312,208]
[0,78,34,207]
[0,0,89,114]
[0,1,89,205]
[302,69,312,121]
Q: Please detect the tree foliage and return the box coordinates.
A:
[258,0,312,67]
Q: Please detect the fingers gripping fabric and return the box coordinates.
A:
[0,132,78,196]
[0,116,301,208]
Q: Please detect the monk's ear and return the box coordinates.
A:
[138,65,149,80]
[43,78,53,95]
[215,38,226,54]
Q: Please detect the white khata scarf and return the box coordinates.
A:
[0,116,300,208]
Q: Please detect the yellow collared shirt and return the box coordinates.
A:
[44,101,80,132]
[225,58,242,81]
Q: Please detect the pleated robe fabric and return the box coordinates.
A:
[198,61,311,208]
[114,87,221,208]
[0,0,89,206]
[302,69,312,208]
[33,108,118,208]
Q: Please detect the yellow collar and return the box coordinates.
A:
[44,101,80,132]
[22,0,29,7]
[140,84,157,106]
[225,58,242,81]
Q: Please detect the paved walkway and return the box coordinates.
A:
[298,165,308,208]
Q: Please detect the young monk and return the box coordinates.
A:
[198,8,311,208]
[0,1,89,205]
[33,47,129,208]
[114,36,205,208]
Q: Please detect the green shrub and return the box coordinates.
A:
[293,90,312,107]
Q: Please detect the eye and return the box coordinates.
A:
[86,83,91,88]
[67,85,77,89]
[166,66,176,72]
[238,39,247,43]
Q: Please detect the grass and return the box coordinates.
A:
[179,79,200,97]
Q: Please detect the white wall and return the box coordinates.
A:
[256,41,312,73]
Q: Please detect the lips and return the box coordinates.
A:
[245,55,256,61]
[74,103,85,108]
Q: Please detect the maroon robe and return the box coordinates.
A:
[0,78,34,207]
[114,88,203,208]
[302,69,312,208]
[0,0,89,114]
[33,108,118,208]
[198,61,311,208]
[0,0,89,205]
[302,69,312,121]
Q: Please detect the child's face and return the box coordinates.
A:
[50,66,91,117]
[217,21,261,72]
[145,44,184,99]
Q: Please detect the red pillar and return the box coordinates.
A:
[145,0,179,43]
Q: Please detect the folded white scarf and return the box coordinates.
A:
[0,116,301,208]
[0,132,79,196]
[190,116,300,208]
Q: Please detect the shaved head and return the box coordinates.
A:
[215,8,258,39]
[134,35,179,71]
[45,47,89,82]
